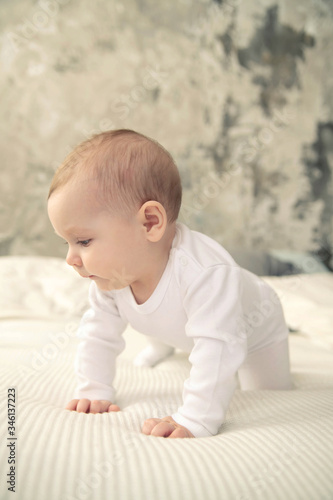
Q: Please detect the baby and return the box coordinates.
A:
[47,129,292,439]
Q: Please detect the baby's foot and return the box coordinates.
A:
[134,343,174,367]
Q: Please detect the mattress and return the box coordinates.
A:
[0,256,332,500]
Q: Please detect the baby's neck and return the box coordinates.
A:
[130,223,176,305]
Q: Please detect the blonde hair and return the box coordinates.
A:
[48,129,182,222]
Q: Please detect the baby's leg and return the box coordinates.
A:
[134,338,174,367]
[238,337,293,390]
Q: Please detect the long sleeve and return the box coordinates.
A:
[172,265,248,437]
[74,282,127,402]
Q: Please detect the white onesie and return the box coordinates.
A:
[74,222,291,437]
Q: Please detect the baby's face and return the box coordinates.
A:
[47,181,146,291]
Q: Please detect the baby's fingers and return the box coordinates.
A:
[108,404,121,412]
[66,399,91,412]
[151,421,175,438]
[169,427,193,439]
[90,400,120,413]
[141,418,162,435]
[66,399,80,411]
[142,419,176,437]
[76,399,91,413]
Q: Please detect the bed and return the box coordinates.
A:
[1,256,332,500]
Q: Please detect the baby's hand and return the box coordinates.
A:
[66,399,120,413]
[142,416,194,438]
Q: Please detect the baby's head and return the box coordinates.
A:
[48,129,182,223]
[47,129,182,293]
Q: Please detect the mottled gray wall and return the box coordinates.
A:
[0,0,332,264]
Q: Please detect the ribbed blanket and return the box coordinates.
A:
[0,257,332,500]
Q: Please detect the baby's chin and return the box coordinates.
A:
[95,277,129,292]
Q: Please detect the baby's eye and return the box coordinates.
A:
[77,239,92,247]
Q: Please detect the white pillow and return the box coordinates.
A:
[0,256,90,320]
[263,273,333,348]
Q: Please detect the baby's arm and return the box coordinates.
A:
[172,336,246,436]
[142,265,247,438]
[142,336,246,437]
[69,283,127,412]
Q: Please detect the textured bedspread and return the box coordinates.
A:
[0,257,332,500]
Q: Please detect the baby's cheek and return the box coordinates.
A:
[86,254,108,276]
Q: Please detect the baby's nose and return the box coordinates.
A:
[66,248,82,268]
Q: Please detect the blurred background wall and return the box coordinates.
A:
[0,0,332,265]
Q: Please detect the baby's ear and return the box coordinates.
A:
[138,201,167,242]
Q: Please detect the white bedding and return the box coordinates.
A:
[0,256,332,500]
